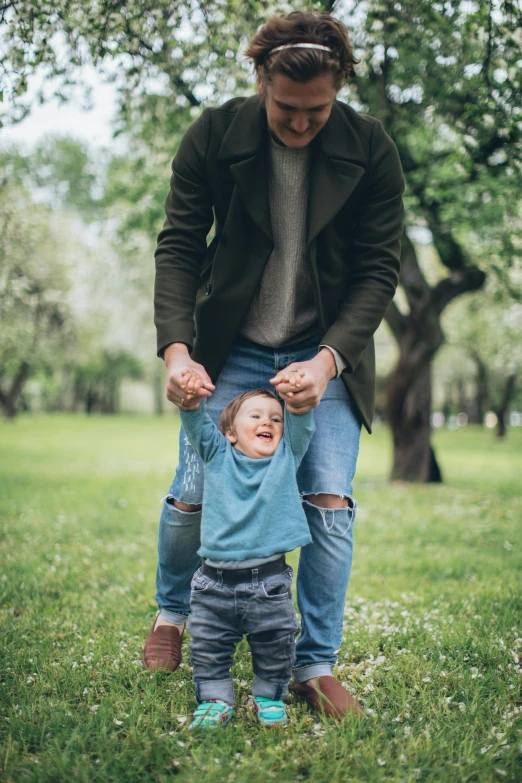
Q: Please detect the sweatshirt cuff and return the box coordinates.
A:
[319,345,348,378]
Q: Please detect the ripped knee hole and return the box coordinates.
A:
[303,493,354,510]
[168,497,202,513]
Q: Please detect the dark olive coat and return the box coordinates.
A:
[154,95,404,432]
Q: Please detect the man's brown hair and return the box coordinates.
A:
[219,388,282,436]
[245,11,358,91]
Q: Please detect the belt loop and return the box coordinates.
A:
[252,568,259,589]
[217,568,223,586]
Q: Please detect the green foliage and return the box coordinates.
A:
[0,177,73,415]
[1,137,104,217]
[72,350,144,414]
[440,287,522,424]
[446,292,522,376]
[1,417,521,780]
[348,0,522,285]
[4,1,520,286]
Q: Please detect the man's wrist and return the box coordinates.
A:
[164,342,190,366]
[316,347,337,380]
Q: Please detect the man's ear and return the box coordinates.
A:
[256,68,266,94]
[225,429,237,445]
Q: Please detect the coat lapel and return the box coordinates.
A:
[217,96,367,244]
[307,103,366,245]
[218,96,273,241]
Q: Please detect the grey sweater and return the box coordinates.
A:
[240,137,317,346]
[240,135,346,376]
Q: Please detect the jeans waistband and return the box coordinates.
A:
[200,556,287,586]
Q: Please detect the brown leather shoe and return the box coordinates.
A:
[142,618,183,671]
[292,676,363,719]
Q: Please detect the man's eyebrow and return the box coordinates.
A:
[274,99,329,110]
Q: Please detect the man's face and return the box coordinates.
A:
[259,71,337,149]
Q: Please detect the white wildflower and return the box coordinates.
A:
[90,705,100,712]
[176,716,187,724]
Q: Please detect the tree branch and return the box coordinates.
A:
[432,266,486,314]
[399,233,432,314]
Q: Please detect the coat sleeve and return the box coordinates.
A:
[320,121,404,373]
[154,109,214,357]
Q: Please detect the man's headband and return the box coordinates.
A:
[268,43,336,57]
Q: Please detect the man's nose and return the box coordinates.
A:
[290,113,309,133]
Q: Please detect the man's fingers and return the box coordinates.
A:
[270,364,299,385]
[167,383,213,404]
[279,388,320,410]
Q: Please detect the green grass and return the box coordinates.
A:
[1,415,521,782]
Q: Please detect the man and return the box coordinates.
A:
[144,10,404,719]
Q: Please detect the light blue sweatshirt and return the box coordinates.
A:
[179,400,315,561]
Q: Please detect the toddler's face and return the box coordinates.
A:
[226,395,284,458]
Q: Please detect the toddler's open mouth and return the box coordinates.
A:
[257,432,273,440]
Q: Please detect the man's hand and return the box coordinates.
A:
[270,348,336,414]
[164,343,215,410]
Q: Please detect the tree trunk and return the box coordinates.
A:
[388,361,443,482]
[469,354,489,425]
[0,361,30,419]
[385,235,485,482]
[85,388,97,414]
[493,373,516,438]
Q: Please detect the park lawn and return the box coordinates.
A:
[0,414,521,783]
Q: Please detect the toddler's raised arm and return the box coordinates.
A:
[179,400,225,463]
[283,406,316,468]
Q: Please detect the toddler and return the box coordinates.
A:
[178,370,315,729]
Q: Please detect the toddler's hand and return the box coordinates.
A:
[180,368,206,400]
[274,369,305,398]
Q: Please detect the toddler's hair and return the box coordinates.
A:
[219,388,282,436]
